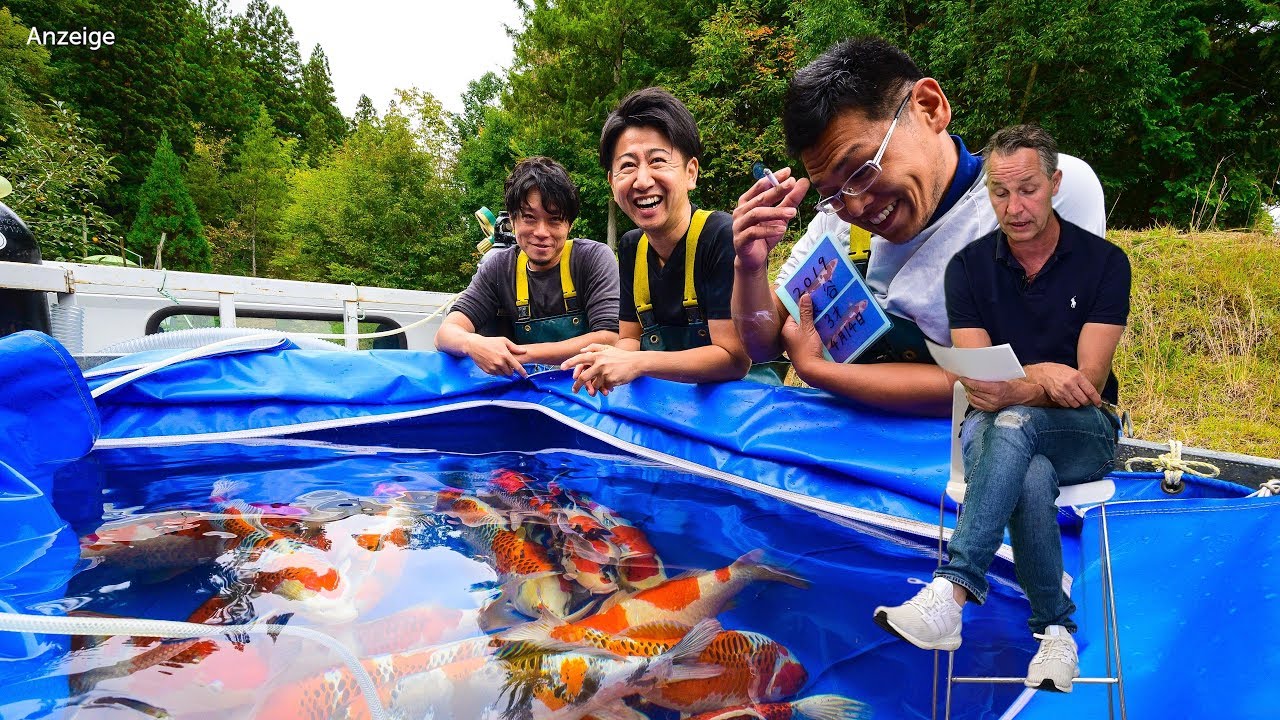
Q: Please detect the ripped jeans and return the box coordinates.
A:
[935,404,1118,634]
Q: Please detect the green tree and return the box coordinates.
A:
[453,74,519,240]
[0,100,119,261]
[12,0,200,220]
[0,7,52,144]
[128,133,209,271]
[670,0,797,215]
[352,94,378,128]
[275,89,470,291]
[184,127,245,272]
[182,0,259,144]
[234,0,304,138]
[299,44,347,165]
[450,71,505,142]
[1127,0,1280,228]
[505,0,719,245]
[785,0,1279,229]
[228,107,294,276]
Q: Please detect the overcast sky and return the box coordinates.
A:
[228,0,524,117]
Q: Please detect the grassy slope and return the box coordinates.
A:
[770,228,1280,459]
[1111,229,1280,459]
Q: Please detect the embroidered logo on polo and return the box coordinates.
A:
[1070,296,1077,309]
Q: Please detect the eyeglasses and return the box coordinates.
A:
[815,90,914,215]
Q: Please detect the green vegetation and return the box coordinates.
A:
[1111,229,1280,460]
[127,133,209,271]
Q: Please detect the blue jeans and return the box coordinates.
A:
[935,404,1118,634]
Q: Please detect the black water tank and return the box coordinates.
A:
[0,201,51,337]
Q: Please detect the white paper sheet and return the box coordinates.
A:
[925,340,1026,382]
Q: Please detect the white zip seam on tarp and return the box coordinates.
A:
[92,399,1020,565]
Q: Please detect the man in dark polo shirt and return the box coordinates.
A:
[436,157,619,376]
[873,125,1130,693]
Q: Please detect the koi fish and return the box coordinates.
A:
[439,488,581,621]
[498,614,807,714]
[606,523,667,592]
[253,634,500,720]
[559,533,621,594]
[685,695,871,720]
[487,470,564,520]
[575,550,807,637]
[346,605,476,657]
[485,618,722,720]
[80,512,228,577]
[642,631,807,713]
[558,488,668,591]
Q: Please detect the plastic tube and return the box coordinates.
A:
[0,611,387,720]
[99,327,342,354]
[50,301,85,354]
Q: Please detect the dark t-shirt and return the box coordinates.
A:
[944,215,1131,403]
[618,208,735,325]
[452,240,620,340]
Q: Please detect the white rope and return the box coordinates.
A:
[1123,439,1221,492]
[1249,479,1280,498]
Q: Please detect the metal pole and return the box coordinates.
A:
[1100,503,1128,720]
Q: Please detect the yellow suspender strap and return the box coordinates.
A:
[560,239,577,309]
[848,224,872,264]
[634,209,711,315]
[516,240,577,316]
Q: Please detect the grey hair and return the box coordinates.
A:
[982,124,1058,177]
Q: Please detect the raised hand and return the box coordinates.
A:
[732,166,809,274]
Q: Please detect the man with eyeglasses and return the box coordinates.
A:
[731,38,1105,416]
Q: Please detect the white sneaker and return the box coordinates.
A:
[1025,625,1079,692]
[873,577,963,651]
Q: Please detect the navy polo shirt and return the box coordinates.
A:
[944,215,1131,403]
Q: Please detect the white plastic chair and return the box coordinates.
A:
[935,381,1126,720]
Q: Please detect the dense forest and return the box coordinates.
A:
[1,0,1276,292]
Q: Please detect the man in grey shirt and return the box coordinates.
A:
[436,157,620,376]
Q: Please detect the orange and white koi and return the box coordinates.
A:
[485,618,722,720]
[685,695,870,720]
[438,488,582,621]
[499,614,807,714]
[643,630,807,713]
[574,550,807,637]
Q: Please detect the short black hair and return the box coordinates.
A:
[783,37,924,157]
[599,87,702,169]
[983,124,1059,177]
[504,156,580,223]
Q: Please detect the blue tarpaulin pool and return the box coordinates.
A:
[0,330,1273,719]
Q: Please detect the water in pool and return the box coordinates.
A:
[5,436,1036,719]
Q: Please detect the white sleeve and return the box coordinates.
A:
[1053,153,1106,237]
[775,213,851,287]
